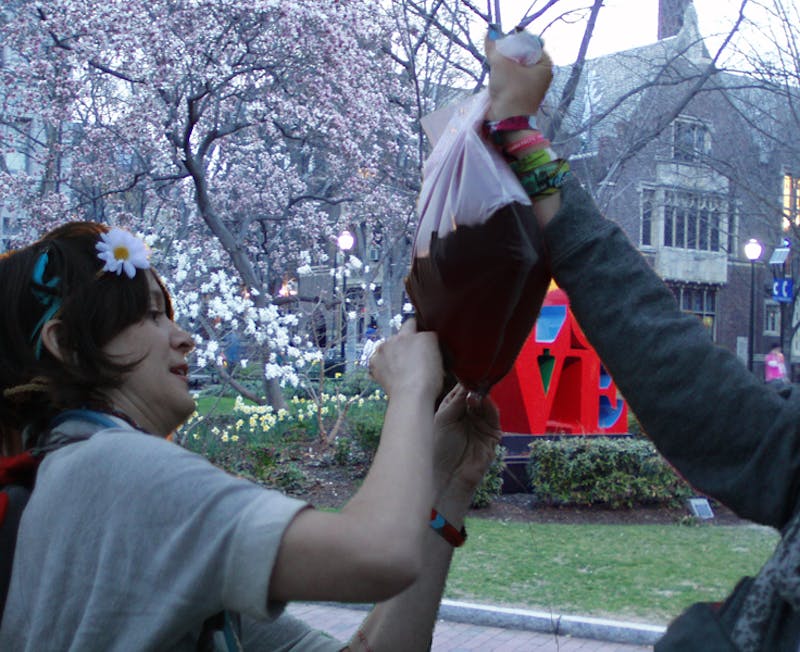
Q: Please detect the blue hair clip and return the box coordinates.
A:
[30,250,62,359]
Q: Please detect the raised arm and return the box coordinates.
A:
[545,184,800,528]
[348,386,502,651]
[485,33,800,528]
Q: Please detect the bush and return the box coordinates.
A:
[471,445,506,508]
[270,462,308,493]
[229,445,309,493]
[627,410,644,438]
[527,437,692,509]
[338,367,382,397]
[333,436,353,466]
[345,397,386,460]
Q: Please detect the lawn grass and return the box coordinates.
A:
[194,394,248,415]
[188,390,778,624]
[446,518,779,624]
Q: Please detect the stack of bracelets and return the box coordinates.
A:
[482,114,570,197]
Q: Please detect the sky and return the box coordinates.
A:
[487,1,761,65]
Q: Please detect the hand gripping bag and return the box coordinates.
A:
[405,90,551,396]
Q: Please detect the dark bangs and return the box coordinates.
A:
[0,221,169,445]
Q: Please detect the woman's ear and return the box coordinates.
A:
[40,319,68,363]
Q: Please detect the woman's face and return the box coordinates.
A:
[100,272,195,436]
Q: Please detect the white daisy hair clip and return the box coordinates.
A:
[96,227,151,279]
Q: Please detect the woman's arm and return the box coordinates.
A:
[544,181,800,528]
[347,386,501,651]
[484,32,800,528]
[269,319,443,603]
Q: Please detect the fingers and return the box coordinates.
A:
[473,394,501,429]
[435,384,467,422]
[436,386,501,429]
[440,383,464,407]
[435,386,502,444]
[369,318,443,398]
[465,391,497,419]
[465,393,502,440]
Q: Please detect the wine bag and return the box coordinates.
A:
[406,90,551,396]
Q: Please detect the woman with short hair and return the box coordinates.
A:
[0,221,500,651]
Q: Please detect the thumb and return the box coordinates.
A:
[436,384,467,422]
[467,394,501,430]
[484,29,499,60]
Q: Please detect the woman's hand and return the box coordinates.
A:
[432,385,502,499]
[484,32,554,121]
[368,318,443,401]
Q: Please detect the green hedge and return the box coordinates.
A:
[527,437,693,509]
[471,445,506,509]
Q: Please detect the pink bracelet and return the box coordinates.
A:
[504,132,550,155]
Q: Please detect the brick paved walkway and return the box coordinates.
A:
[287,603,654,651]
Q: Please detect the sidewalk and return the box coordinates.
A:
[287,600,665,651]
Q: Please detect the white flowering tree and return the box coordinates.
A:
[1,0,419,408]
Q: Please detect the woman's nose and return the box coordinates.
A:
[172,323,195,353]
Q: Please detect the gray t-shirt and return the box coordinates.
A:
[0,423,342,651]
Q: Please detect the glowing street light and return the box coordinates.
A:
[744,238,763,372]
[337,231,355,361]
[337,230,354,252]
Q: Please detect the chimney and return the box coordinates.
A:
[658,0,690,40]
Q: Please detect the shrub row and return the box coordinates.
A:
[526,437,693,509]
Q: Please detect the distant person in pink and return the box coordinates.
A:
[765,342,788,385]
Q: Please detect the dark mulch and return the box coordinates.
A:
[468,492,747,525]
[285,445,748,526]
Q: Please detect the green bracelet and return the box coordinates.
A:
[517,159,571,197]
[510,148,554,174]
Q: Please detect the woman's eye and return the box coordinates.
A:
[149,310,163,321]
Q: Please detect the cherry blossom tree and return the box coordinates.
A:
[1,0,418,407]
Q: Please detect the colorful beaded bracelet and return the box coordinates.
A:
[504,132,550,156]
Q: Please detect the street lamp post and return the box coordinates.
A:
[744,238,763,373]
[337,230,354,362]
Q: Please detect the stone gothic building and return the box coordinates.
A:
[551,0,799,376]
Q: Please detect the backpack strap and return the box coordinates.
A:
[0,452,42,623]
[0,451,40,486]
[197,611,244,652]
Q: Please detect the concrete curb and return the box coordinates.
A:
[437,599,666,646]
[332,600,666,646]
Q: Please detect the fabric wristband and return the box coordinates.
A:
[483,115,538,144]
[429,508,467,547]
